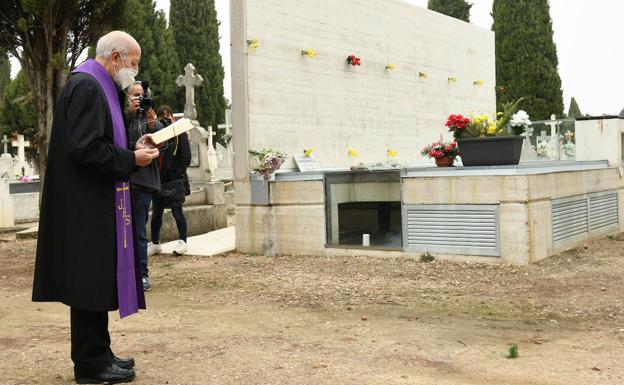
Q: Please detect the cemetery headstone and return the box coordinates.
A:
[207,125,219,182]
[545,115,561,160]
[216,109,234,180]
[177,63,211,185]
[0,135,12,179]
[1,135,9,154]
[0,178,15,229]
[177,63,204,121]
[520,126,538,162]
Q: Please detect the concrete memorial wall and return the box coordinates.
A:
[231,0,624,265]
[232,0,496,175]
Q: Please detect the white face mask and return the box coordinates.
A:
[113,57,138,90]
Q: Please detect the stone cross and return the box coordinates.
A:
[544,114,561,160]
[1,135,9,154]
[217,109,233,144]
[176,63,204,120]
[11,135,30,163]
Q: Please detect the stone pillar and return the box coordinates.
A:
[0,178,15,229]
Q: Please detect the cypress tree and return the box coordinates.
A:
[120,0,181,109]
[170,0,226,134]
[567,97,582,119]
[492,0,564,120]
[0,71,37,137]
[428,0,472,22]
[0,52,10,99]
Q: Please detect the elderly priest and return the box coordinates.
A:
[32,31,160,384]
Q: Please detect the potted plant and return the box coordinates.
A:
[446,99,525,166]
[249,148,287,180]
[421,136,460,167]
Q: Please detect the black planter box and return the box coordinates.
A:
[457,136,524,166]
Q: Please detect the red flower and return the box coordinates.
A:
[347,54,362,66]
[445,114,470,131]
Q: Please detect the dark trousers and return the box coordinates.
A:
[70,308,112,377]
[132,188,153,278]
[151,201,188,243]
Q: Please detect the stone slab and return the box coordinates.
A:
[159,226,235,256]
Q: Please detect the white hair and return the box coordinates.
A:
[127,81,151,97]
[95,31,137,59]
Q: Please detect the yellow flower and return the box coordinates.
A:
[487,122,498,135]
[473,79,485,86]
[246,39,260,52]
[303,147,314,157]
[448,76,457,83]
[387,150,397,157]
[301,48,317,57]
[385,64,396,71]
[348,148,359,157]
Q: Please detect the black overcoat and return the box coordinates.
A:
[32,73,142,312]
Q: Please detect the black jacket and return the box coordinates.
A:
[159,130,192,195]
[127,113,163,192]
[32,72,145,311]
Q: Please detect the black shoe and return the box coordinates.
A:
[75,364,135,384]
[112,355,135,370]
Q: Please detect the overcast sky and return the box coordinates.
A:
[10,0,622,116]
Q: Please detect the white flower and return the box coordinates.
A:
[510,110,531,128]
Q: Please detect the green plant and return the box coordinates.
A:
[497,98,525,132]
[507,344,518,359]
[420,252,435,262]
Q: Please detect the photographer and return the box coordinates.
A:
[126,81,163,291]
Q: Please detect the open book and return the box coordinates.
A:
[150,118,194,145]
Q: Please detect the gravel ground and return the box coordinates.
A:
[1,233,623,384]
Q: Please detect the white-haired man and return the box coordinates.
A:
[32,30,158,384]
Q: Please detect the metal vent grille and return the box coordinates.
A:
[552,191,619,248]
[589,193,619,231]
[552,199,588,246]
[403,205,499,257]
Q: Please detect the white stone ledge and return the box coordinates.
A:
[404,160,610,177]
[271,161,610,181]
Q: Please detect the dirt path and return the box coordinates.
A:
[1,234,623,384]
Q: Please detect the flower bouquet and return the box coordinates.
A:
[446,98,525,139]
[249,148,287,180]
[509,110,531,136]
[421,136,460,167]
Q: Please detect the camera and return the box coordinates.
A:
[139,80,155,112]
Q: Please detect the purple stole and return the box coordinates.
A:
[72,60,143,318]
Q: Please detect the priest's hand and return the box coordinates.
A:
[135,148,160,167]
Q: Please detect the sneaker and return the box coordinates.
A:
[173,240,187,256]
[147,242,162,257]
[142,277,151,291]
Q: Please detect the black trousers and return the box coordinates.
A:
[70,308,113,377]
